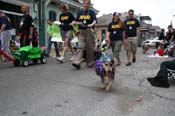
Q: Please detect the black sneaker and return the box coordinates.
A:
[132,58,136,63]
[72,63,81,69]
[126,63,131,66]
[149,80,170,88]
[147,77,156,84]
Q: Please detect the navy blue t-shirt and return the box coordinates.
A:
[76,9,97,30]
[107,21,124,41]
[0,15,11,30]
[59,12,75,31]
[124,18,140,37]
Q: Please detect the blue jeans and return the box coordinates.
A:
[46,36,59,57]
[157,60,175,81]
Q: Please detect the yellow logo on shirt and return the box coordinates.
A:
[79,15,91,20]
[61,16,68,21]
[112,24,120,29]
[126,21,135,25]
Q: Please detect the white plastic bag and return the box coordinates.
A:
[51,37,64,42]
[71,36,78,43]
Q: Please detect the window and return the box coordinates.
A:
[49,10,57,22]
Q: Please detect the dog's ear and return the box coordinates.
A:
[94,50,102,60]
[111,59,115,64]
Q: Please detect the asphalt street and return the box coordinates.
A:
[0,47,175,116]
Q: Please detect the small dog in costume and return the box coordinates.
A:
[94,52,115,92]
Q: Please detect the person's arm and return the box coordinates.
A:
[87,20,96,28]
[137,27,140,39]
[72,9,83,25]
[0,24,6,33]
[0,16,7,33]
[106,31,111,47]
[170,32,174,42]
[122,30,126,41]
[136,19,140,39]
[72,21,82,25]
[29,16,33,40]
[88,10,97,28]
[121,22,126,42]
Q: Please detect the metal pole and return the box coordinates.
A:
[38,0,45,46]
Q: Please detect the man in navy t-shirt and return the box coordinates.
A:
[71,0,97,69]
[57,3,76,62]
[106,12,125,66]
[124,9,140,66]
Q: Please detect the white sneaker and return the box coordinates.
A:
[56,56,64,63]
[69,56,75,61]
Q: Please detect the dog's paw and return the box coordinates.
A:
[101,84,106,89]
[105,86,110,92]
[105,82,112,92]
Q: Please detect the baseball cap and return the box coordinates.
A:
[113,12,120,16]
[53,21,61,25]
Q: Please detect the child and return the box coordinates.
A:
[154,44,165,56]
[32,26,39,47]
[10,36,20,53]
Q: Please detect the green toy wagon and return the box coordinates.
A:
[13,46,47,67]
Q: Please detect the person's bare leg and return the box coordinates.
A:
[132,48,137,62]
[67,39,74,55]
[126,50,131,66]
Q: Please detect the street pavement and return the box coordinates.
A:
[0,47,175,116]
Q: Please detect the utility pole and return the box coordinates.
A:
[38,0,45,46]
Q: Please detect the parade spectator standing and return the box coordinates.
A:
[18,4,33,47]
[71,0,97,69]
[57,3,75,62]
[170,28,175,43]
[147,59,175,88]
[165,25,173,44]
[45,19,59,57]
[124,9,140,66]
[32,25,39,47]
[159,29,165,41]
[156,29,165,48]
[0,10,12,61]
[106,12,125,66]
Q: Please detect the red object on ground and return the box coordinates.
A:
[156,49,165,56]
[0,49,15,61]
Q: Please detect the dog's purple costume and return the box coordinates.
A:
[95,60,105,77]
[95,54,112,77]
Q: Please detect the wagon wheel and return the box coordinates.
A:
[13,59,20,66]
[23,60,29,67]
[40,57,47,64]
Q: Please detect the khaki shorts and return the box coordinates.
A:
[61,30,73,41]
[111,40,122,57]
[66,30,73,40]
[125,37,138,52]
